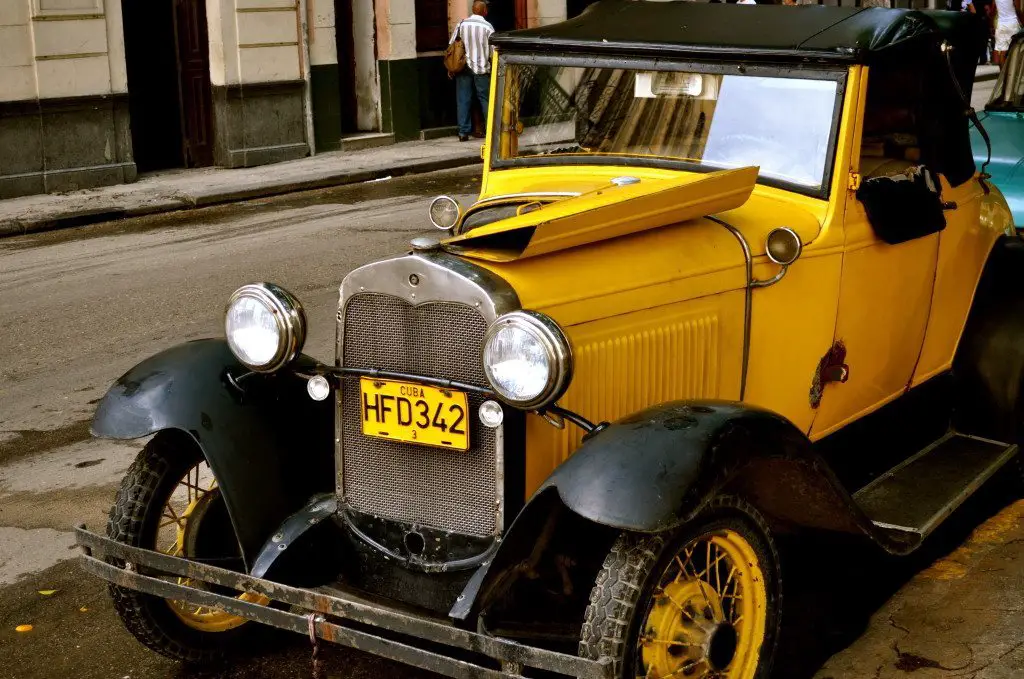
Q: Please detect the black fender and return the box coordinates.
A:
[954,234,1024,441]
[454,400,915,621]
[92,339,334,570]
[534,401,883,536]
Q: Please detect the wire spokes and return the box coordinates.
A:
[637,532,758,679]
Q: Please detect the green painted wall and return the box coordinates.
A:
[311,64,342,151]
[417,56,457,130]
[378,58,421,141]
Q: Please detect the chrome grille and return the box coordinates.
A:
[340,293,497,536]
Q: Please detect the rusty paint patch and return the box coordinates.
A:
[810,340,848,409]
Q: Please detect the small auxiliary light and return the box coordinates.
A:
[479,400,504,428]
[307,375,331,401]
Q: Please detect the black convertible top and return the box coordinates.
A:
[492,1,980,66]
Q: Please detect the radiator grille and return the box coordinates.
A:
[340,293,497,536]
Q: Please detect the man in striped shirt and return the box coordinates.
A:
[450,2,495,141]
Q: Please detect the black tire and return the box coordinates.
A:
[106,431,256,664]
[579,496,782,679]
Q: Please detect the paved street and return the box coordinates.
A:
[1,164,1023,679]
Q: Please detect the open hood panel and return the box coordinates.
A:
[443,167,758,262]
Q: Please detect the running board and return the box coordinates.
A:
[853,432,1017,539]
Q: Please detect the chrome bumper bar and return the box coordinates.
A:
[74,527,612,679]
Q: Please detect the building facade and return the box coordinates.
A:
[0,0,938,199]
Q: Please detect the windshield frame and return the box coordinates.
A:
[488,53,848,199]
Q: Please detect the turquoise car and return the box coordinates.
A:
[972,32,1024,225]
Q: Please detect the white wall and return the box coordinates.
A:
[309,0,338,66]
[528,0,565,27]
[0,0,129,102]
[353,0,378,129]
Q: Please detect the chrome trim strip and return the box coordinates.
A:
[707,216,752,401]
[458,192,581,235]
[335,252,522,535]
[473,191,580,205]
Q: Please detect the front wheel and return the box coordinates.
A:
[106,431,267,664]
[580,497,781,679]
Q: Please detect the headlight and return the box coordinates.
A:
[225,283,306,372]
[482,310,572,409]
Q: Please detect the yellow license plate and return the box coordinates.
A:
[359,378,470,451]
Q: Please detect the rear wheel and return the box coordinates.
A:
[106,431,268,663]
[580,497,781,679]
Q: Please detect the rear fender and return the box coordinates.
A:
[92,339,334,569]
[954,235,1024,440]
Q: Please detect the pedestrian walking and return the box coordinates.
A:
[449,2,495,142]
[961,0,996,64]
[993,0,1022,65]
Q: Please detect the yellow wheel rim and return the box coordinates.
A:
[157,462,270,633]
[638,529,767,679]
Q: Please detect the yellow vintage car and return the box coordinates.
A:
[77,4,1018,679]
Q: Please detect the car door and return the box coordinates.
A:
[809,64,940,438]
[809,188,939,438]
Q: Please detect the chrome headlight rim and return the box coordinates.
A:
[428,195,462,231]
[225,282,307,372]
[482,309,573,410]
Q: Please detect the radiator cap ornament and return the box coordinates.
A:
[410,236,442,252]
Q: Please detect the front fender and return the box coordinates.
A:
[93,339,334,569]
[539,400,911,548]
[454,400,919,620]
[538,401,811,532]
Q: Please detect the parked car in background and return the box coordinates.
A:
[77,5,1019,679]
[973,31,1024,225]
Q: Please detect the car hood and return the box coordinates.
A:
[442,167,758,262]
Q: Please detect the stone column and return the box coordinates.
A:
[209,0,310,167]
[309,0,342,150]
[527,0,565,27]
[375,0,420,140]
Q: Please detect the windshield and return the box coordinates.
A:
[987,40,1024,110]
[496,61,842,192]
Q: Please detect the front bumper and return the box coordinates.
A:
[75,527,611,679]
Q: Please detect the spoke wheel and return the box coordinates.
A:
[157,463,270,633]
[638,530,766,679]
[106,431,269,664]
[580,497,780,679]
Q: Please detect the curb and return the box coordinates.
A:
[0,154,482,239]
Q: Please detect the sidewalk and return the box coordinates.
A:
[977,63,1000,82]
[0,138,482,238]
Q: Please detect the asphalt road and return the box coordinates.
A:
[1,162,1022,679]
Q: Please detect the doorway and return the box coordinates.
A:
[123,0,214,172]
[335,0,359,133]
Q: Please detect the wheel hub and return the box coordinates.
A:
[707,623,739,671]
